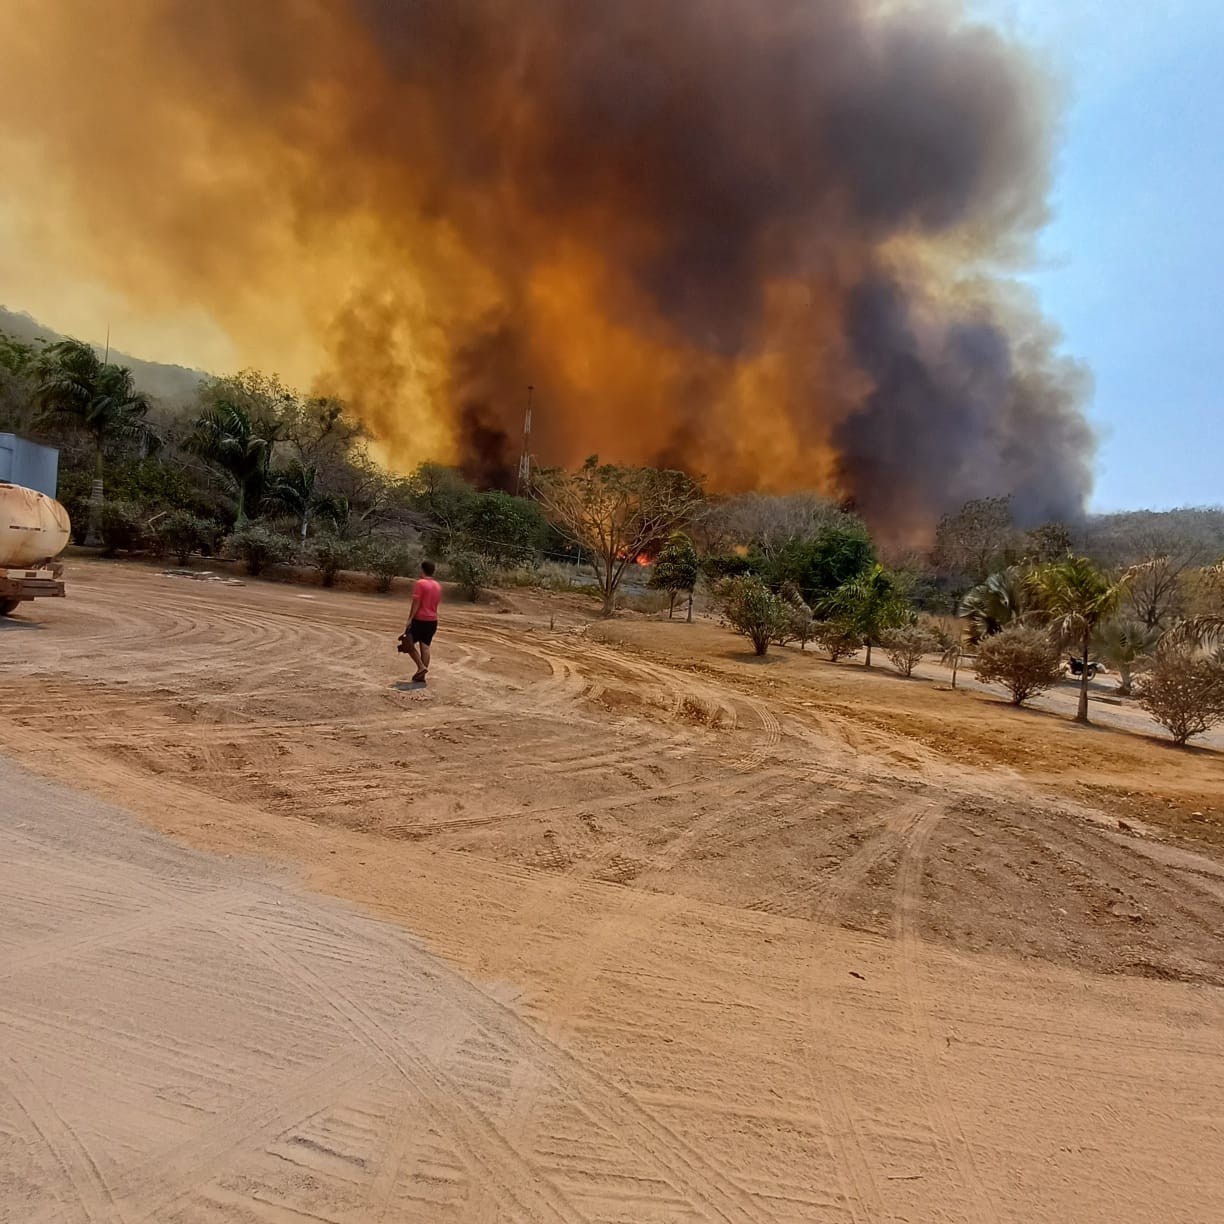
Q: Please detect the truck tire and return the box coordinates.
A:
[0,599,18,617]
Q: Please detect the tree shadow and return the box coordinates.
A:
[722,649,787,665]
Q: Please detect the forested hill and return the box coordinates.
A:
[0,306,204,406]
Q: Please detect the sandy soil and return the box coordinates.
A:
[1,559,1223,1222]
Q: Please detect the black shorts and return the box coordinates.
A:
[409,618,438,646]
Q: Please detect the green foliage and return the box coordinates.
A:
[716,575,788,656]
[960,567,1032,645]
[456,490,544,565]
[32,339,153,465]
[880,623,941,677]
[811,620,862,662]
[155,510,215,566]
[973,625,1063,705]
[699,553,751,582]
[1095,618,1161,696]
[819,565,912,666]
[650,531,700,618]
[265,459,348,540]
[1028,555,1129,722]
[362,538,416,593]
[448,551,491,601]
[309,534,358,587]
[187,399,279,523]
[1135,647,1224,746]
[225,522,296,576]
[534,457,704,614]
[99,500,145,556]
[755,524,875,608]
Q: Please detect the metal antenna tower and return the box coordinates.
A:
[516,384,534,494]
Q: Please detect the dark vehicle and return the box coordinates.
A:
[1067,655,1100,681]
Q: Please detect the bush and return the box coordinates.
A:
[224,522,297,576]
[973,625,1063,705]
[811,620,862,662]
[310,535,358,588]
[1135,648,1224,745]
[99,500,145,556]
[156,510,215,566]
[880,623,941,677]
[716,575,788,656]
[362,538,416,593]
[448,550,490,601]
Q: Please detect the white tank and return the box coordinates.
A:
[0,482,72,568]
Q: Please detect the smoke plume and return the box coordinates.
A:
[0,0,1094,538]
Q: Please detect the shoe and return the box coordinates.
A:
[412,669,427,684]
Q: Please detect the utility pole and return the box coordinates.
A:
[516,384,534,495]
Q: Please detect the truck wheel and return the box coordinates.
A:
[0,600,18,617]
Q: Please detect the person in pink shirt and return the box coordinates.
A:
[399,559,442,684]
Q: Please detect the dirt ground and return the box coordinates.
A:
[2,558,1223,1222]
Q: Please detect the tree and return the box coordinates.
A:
[819,565,912,666]
[650,531,700,620]
[773,584,815,649]
[265,460,347,541]
[959,567,1032,645]
[715,575,788,656]
[974,625,1064,706]
[1022,521,1074,564]
[880,624,941,678]
[700,492,861,559]
[1028,556,1129,724]
[187,399,279,524]
[1160,563,1224,653]
[457,490,544,565]
[33,339,152,546]
[309,534,358,587]
[1135,648,1224,746]
[1095,618,1160,696]
[534,457,704,615]
[758,524,876,608]
[449,551,491,601]
[941,641,963,688]
[931,496,1019,589]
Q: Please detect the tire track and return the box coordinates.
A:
[893,805,1002,1224]
[1,1054,123,1224]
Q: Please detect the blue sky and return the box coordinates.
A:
[976,1,1224,511]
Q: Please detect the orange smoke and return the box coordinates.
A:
[0,0,1093,537]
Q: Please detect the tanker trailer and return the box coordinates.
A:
[0,482,71,615]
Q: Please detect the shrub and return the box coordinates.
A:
[973,624,1063,705]
[310,535,358,588]
[156,510,214,566]
[1135,648,1224,745]
[224,522,296,576]
[716,575,788,656]
[363,538,416,593]
[99,500,145,556]
[811,620,862,662]
[880,624,941,678]
[448,550,490,601]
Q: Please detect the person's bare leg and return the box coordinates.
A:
[402,635,423,671]
[419,642,431,675]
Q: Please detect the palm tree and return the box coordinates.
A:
[1095,618,1160,696]
[187,400,279,524]
[1159,562,1224,653]
[265,460,348,541]
[1028,556,1129,723]
[819,564,911,667]
[959,566,1031,645]
[33,339,152,546]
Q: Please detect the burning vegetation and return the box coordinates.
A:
[0,0,1092,538]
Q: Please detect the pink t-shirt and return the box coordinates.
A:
[412,577,442,621]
